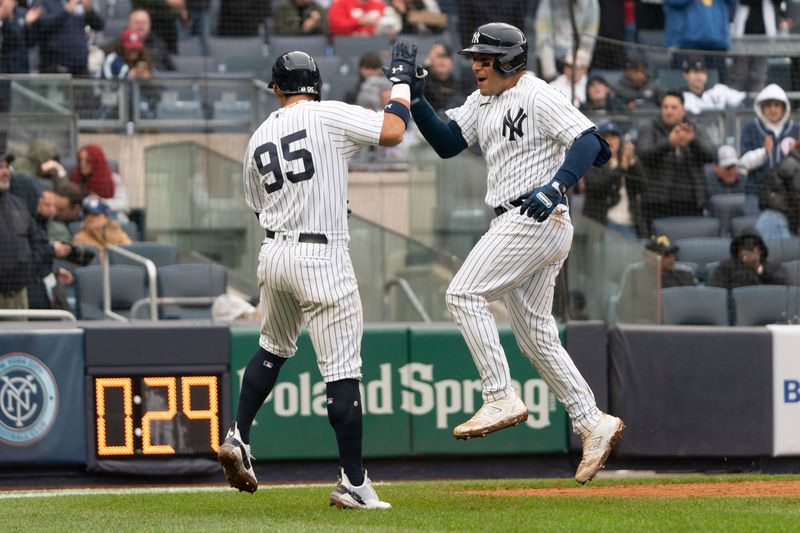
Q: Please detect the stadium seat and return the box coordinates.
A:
[208,36,266,58]
[705,261,720,282]
[709,193,745,237]
[662,286,729,325]
[213,100,252,122]
[268,35,328,60]
[333,35,391,66]
[730,214,760,236]
[765,238,800,264]
[73,265,148,320]
[675,238,731,282]
[173,56,219,75]
[652,216,721,241]
[732,285,800,326]
[157,263,227,319]
[119,221,140,241]
[156,100,204,120]
[109,242,179,268]
[783,260,800,286]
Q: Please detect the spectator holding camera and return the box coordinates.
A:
[102,28,154,80]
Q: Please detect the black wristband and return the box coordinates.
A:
[384,101,410,129]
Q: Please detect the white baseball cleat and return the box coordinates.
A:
[452,393,528,440]
[575,412,625,484]
[329,469,391,510]
[218,424,258,494]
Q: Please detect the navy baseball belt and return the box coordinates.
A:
[265,229,328,244]
[494,195,567,217]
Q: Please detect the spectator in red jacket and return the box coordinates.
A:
[328,0,390,36]
[71,145,115,200]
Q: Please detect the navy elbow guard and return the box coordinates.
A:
[384,101,411,129]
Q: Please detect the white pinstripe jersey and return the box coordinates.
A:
[243,100,384,234]
[446,72,596,207]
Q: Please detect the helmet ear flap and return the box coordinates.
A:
[493,44,527,75]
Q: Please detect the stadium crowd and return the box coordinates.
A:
[1,0,799,323]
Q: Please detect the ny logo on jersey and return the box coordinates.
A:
[502,107,527,141]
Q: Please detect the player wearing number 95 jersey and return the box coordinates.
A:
[404,23,625,484]
[218,45,415,509]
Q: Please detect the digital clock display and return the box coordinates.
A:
[93,375,220,457]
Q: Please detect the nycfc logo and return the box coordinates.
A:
[472,31,481,44]
[502,107,527,141]
[0,353,58,446]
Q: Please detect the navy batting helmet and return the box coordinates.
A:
[459,23,528,75]
[268,51,322,101]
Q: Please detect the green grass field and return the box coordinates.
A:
[4,474,800,532]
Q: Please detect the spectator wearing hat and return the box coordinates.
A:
[72,197,131,260]
[0,153,42,316]
[637,90,715,227]
[581,75,628,113]
[535,0,599,82]
[422,42,461,113]
[102,28,154,80]
[35,0,104,75]
[738,83,800,216]
[273,0,329,36]
[681,57,746,115]
[583,122,647,240]
[549,49,590,107]
[614,54,664,110]
[706,145,745,198]
[616,235,697,323]
[709,229,788,290]
[14,138,68,190]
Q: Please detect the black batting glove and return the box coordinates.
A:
[385,38,417,85]
[519,179,566,222]
[410,64,427,103]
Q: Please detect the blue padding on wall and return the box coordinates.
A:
[609,325,773,457]
[0,329,86,465]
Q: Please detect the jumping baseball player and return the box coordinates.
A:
[403,23,625,484]
[218,44,416,508]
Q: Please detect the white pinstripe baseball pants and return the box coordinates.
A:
[257,232,362,383]
[445,206,601,436]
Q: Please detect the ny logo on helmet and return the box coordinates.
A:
[472,31,481,44]
[502,107,527,141]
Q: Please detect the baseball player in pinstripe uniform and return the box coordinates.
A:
[404,23,625,484]
[218,44,416,508]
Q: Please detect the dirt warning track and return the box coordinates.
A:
[462,480,800,498]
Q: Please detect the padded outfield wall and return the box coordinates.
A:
[0,323,798,470]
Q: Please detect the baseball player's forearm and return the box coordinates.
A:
[552,130,608,191]
[410,96,467,158]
